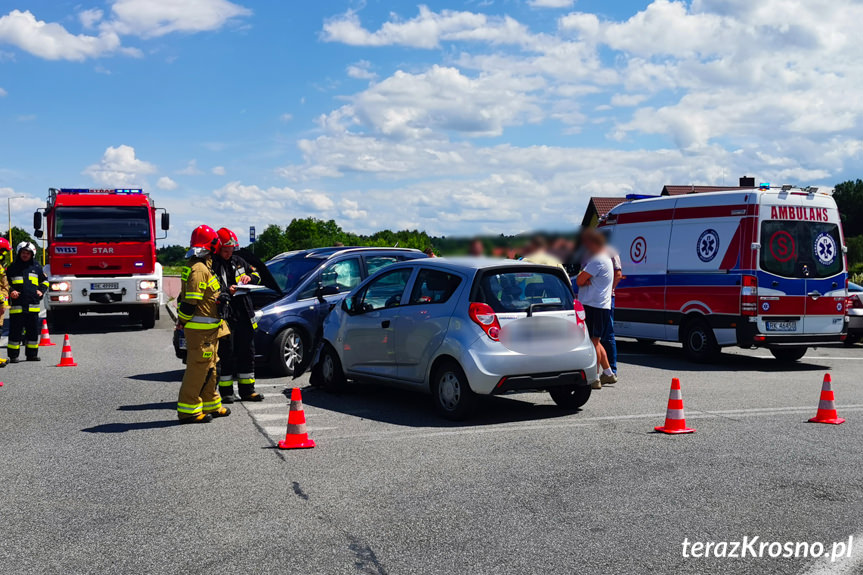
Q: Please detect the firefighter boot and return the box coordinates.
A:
[208,406,231,419]
[238,374,264,402]
[219,377,236,404]
[179,413,213,424]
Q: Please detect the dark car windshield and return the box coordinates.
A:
[473,268,574,313]
[265,256,322,293]
[760,221,844,279]
[55,206,150,242]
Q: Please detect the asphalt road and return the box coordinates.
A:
[2,310,863,574]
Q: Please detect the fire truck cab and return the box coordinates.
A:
[34,188,170,329]
[602,185,848,362]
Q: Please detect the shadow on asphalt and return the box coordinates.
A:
[127,370,185,383]
[297,383,578,428]
[616,341,830,372]
[50,310,174,335]
[118,401,176,411]
[82,420,180,433]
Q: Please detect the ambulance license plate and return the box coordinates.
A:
[91,282,119,290]
[766,321,796,332]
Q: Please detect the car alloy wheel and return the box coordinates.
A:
[283,329,303,372]
[321,352,335,384]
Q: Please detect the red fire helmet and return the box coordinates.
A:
[217,227,239,249]
[190,225,219,252]
[0,237,9,252]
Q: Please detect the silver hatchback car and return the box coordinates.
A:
[311,258,597,420]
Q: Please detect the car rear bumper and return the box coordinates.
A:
[493,370,588,394]
[848,313,863,334]
[461,340,597,395]
[737,322,846,347]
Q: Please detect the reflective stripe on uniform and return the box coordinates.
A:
[202,398,222,412]
[10,277,23,284]
[185,292,204,300]
[7,342,20,350]
[177,401,203,414]
[28,306,40,313]
[177,310,193,321]
[184,317,222,330]
[238,378,255,385]
[9,307,22,314]
[180,267,191,281]
[29,273,39,285]
[207,277,220,290]
[26,343,39,349]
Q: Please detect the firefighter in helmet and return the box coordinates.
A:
[213,227,264,403]
[0,238,10,366]
[175,225,231,423]
[7,241,48,362]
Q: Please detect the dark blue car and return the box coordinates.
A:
[251,247,426,375]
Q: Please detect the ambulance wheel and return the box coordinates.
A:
[770,347,807,362]
[681,319,719,363]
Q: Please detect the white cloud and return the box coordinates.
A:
[157,176,178,190]
[107,0,251,38]
[528,0,575,8]
[323,65,545,139]
[0,87,6,97]
[279,113,293,122]
[0,9,124,61]
[346,60,376,80]
[83,145,156,187]
[322,6,531,49]
[79,8,104,29]
[212,182,335,216]
[177,160,202,175]
[211,166,226,176]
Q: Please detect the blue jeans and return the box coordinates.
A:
[601,296,618,374]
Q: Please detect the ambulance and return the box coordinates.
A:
[600,185,848,362]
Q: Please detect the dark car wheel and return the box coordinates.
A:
[770,347,807,362]
[314,343,346,392]
[549,385,591,410]
[681,319,720,363]
[431,360,476,421]
[270,327,305,376]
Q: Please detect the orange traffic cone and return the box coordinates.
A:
[38,319,56,347]
[56,334,77,367]
[278,387,315,449]
[654,377,695,434]
[809,373,844,425]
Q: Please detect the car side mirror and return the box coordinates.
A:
[315,282,339,303]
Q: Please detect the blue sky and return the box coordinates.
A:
[2,0,862,244]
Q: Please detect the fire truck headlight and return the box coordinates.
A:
[138,280,158,290]
[50,281,71,292]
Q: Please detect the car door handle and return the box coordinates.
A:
[381,320,390,328]
[808,290,822,299]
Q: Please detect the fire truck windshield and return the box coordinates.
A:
[54,206,151,242]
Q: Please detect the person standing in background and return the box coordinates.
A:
[0,238,11,351]
[603,241,623,375]
[7,242,47,363]
[575,229,618,389]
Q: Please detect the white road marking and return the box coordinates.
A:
[800,533,863,575]
[264,426,338,436]
[313,405,863,443]
[252,412,324,421]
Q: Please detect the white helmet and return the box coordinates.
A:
[16,241,36,257]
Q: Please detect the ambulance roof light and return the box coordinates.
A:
[759,183,770,190]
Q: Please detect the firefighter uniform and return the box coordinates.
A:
[7,243,48,362]
[176,252,231,422]
[0,256,9,367]
[214,253,263,402]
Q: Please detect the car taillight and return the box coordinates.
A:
[469,302,501,341]
[741,275,757,316]
[848,296,863,311]
[573,300,586,329]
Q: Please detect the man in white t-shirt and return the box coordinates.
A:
[575,228,617,389]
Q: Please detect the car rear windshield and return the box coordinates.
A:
[265,256,322,293]
[473,268,574,313]
[760,221,844,279]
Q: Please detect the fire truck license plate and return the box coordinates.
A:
[91,282,119,290]
[766,321,796,332]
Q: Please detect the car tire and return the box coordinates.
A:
[681,318,720,363]
[316,343,346,392]
[431,360,476,421]
[270,327,305,376]
[549,385,591,410]
[770,347,807,362]
[844,334,859,347]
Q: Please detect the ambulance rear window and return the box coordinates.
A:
[760,221,843,279]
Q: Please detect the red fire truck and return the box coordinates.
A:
[33,188,170,329]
